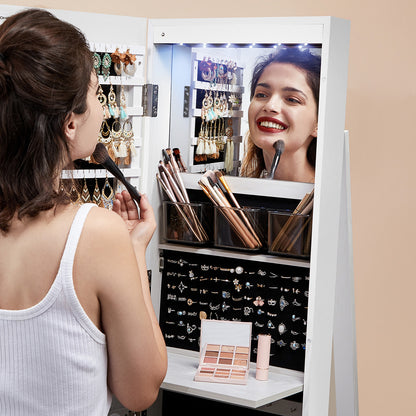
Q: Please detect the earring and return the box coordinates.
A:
[123,49,137,77]
[92,177,101,205]
[107,84,119,118]
[69,181,81,205]
[122,119,134,141]
[111,48,125,76]
[98,85,111,119]
[93,52,101,76]
[101,52,112,81]
[101,175,114,210]
[81,177,91,204]
[119,84,127,120]
[111,120,124,160]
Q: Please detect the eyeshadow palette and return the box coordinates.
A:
[194,320,252,385]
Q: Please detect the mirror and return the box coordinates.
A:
[169,43,322,183]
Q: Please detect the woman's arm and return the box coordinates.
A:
[82,193,167,411]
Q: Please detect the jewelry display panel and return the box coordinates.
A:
[159,249,309,372]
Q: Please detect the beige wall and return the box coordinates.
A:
[4,0,415,414]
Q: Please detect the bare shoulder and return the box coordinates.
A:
[75,206,135,284]
[80,206,132,250]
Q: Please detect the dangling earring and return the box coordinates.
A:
[123,49,137,77]
[122,119,134,141]
[69,181,81,205]
[107,84,119,118]
[93,51,101,76]
[101,51,112,81]
[119,84,127,120]
[111,48,124,76]
[101,175,114,210]
[81,177,91,204]
[111,120,123,160]
[92,177,101,205]
[98,85,111,119]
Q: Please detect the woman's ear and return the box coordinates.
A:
[311,123,318,138]
[63,112,77,143]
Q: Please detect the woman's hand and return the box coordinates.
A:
[112,190,156,249]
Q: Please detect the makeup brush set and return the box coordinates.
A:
[198,170,263,250]
[157,148,209,244]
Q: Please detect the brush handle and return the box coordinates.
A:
[101,158,141,204]
[121,178,141,204]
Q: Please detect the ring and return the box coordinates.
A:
[187,299,195,306]
[267,320,275,329]
[279,296,289,311]
[278,323,286,335]
[178,281,187,293]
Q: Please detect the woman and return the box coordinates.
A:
[240,47,321,183]
[0,9,167,415]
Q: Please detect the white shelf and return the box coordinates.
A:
[98,75,145,86]
[159,243,310,268]
[180,172,314,200]
[62,168,141,179]
[192,108,243,118]
[162,348,304,408]
[192,80,245,94]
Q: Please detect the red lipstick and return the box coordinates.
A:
[256,117,287,133]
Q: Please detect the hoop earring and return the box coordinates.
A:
[122,119,134,141]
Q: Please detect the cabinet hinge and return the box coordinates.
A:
[142,84,158,117]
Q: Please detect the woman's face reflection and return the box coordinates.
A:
[248,62,318,162]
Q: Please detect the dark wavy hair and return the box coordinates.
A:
[0,9,93,233]
[240,46,321,178]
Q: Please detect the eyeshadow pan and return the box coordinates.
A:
[234,359,247,366]
[203,357,217,364]
[218,358,232,365]
[205,351,218,357]
[219,352,233,358]
[206,344,220,351]
[235,353,247,359]
[221,345,235,352]
[236,346,249,354]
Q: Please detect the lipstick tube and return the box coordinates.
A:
[256,334,271,381]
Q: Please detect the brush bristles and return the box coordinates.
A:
[92,142,110,164]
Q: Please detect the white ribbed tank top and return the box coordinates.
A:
[0,203,112,415]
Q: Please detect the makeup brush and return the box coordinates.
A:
[92,142,141,204]
[268,140,285,180]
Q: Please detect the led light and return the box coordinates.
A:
[203,43,207,48]
[226,43,231,48]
